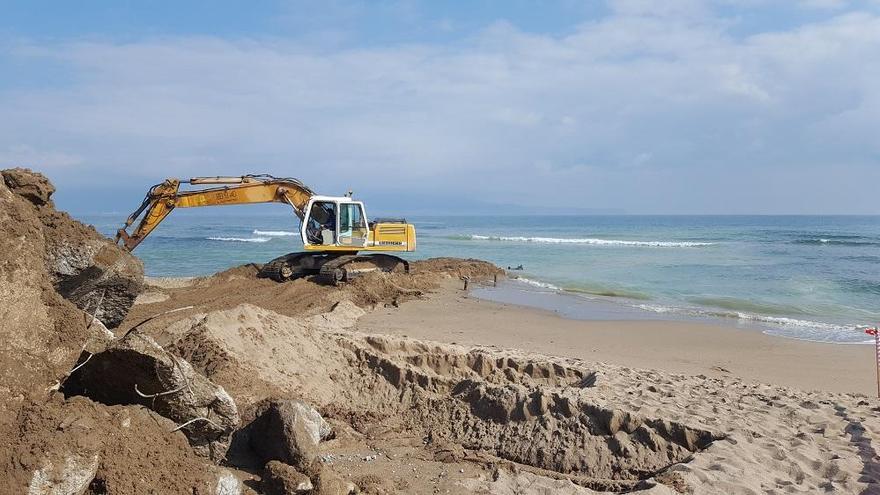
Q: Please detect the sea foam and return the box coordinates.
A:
[634,303,856,333]
[467,235,714,247]
[253,230,298,236]
[207,236,270,243]
[512,277,562,291]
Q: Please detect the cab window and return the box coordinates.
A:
[338,203,368,246]
[306,201,336,245]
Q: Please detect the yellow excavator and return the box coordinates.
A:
[116,174,416,284]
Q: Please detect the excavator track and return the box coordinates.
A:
[258,252,409,284]
[258,252,340,282]
[318,253,410,285]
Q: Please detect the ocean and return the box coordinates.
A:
[81,212,880,344]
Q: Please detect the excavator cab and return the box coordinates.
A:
[302,197,369,248]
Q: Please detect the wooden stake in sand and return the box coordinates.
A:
[866,326,880,398]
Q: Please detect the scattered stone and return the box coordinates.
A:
[215,470,244,495]
[248,399,328,471]
[27,453,98,495]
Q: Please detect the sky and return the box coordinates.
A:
[0,0,878,215]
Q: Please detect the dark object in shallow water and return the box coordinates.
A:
[507,265,524,271]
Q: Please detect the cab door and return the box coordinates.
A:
[337,202,368,248]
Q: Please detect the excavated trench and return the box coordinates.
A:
[331,333,724,491]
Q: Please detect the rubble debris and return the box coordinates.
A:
[3,396,224,493]
[262,461,314,495]
[215,470,244,495]
[64,332,239,459]
[247,399,329,471]
[313,466,357,495]
[1,166,55,205]
[0,169,111,415]
[1,167,144,329]
[27,453,99,495]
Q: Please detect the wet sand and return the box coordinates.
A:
[357,279,876,395]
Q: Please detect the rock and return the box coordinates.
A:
[66,332,239,459]
[27,453,98,495]
[262,461,314,495]
[51,238,144,329]
[307,299,366,331]
[1,167,144,329]
[215,470,244,495]
[248,400,329,470]
[2,167,55,206]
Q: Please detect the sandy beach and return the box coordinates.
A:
[128,268,880,494]
[359,279,877,395]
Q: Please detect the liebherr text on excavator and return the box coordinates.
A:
[115,175,416,284]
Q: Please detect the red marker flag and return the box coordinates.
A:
[868,326,880,398]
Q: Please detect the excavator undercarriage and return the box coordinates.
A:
[258,252,410,284]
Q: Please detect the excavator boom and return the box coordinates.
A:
[116,175,314,251]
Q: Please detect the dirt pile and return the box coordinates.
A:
[2,168,144,328]
[65,332,240,460]
[0,168,716,493]
[0,169,238,494]
[0,169,105,417]
[156,302,718,493]
[120,257,501,338]
[6,395,233,494]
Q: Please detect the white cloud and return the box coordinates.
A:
[0,145,83,169]
[0,4,878,213]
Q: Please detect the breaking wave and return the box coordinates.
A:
[634,303,859,335]
[512,277,562,291]
[511,277,650,300]
[793,237,878,247]
[253,230,298,236]
[462,234,714,247]
[207,237,270,243]
[504,276,867,342]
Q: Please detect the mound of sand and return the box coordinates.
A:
[152,303,719,492]
[119,258,502,338]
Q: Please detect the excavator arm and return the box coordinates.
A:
[115,174,315,251]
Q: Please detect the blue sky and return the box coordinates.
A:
[1,0,878,214]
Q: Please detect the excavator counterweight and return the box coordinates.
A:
[116,174,416,284]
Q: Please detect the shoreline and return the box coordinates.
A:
[144,271,877,394]
[485,276,875,345]
[356,278,876,395]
